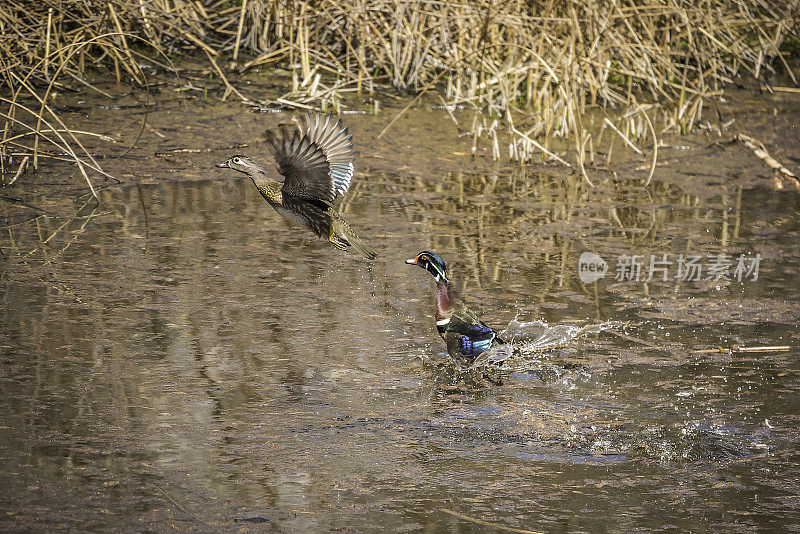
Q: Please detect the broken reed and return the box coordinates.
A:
[1,0,797,187]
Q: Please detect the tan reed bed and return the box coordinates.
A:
[1,0,797,189]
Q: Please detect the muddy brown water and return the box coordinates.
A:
[2,84,800,531]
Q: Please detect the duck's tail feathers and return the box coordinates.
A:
[331,217,377,259]
[349,233,377,259]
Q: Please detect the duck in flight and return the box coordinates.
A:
[217,114,376,259]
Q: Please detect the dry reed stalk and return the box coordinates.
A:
[1,24,175,191]
[233,0,249,61]
[736,133,800,192]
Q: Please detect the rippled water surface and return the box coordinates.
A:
[2,101,800,531]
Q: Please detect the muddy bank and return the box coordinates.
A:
[3,73,800,221]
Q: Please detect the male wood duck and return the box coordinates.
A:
[216,114,376,259]
[406,251,505,361]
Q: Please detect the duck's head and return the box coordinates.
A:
[406,251,449,283]
[216,155,261,175]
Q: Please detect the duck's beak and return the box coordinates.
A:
[215,161,230,168]
[405,258,418,265]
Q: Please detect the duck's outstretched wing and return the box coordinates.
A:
[304,114,355,199]
[264,114,354,204]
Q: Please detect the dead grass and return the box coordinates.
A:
[1,0,798,188]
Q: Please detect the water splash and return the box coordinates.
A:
[470,318,624,370]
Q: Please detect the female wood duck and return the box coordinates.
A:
[216,114,376,259]
[406,251,505,361]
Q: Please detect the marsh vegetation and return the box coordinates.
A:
[2,0,798,189]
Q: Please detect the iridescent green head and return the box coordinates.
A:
[406,251,449,283]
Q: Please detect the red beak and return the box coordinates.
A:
[405,258,418,265]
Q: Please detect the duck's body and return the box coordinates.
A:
[217,114,376,259]
[407,251,504,361]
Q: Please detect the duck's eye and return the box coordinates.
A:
[419,254,427,261]
[233,157,240,164]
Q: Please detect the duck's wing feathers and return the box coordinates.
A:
[452,301,485,326]
[264,114,354,204]
[277,195,333,239]
[444,319,496,360]
[451,302,506,345]
[304,114,355,199]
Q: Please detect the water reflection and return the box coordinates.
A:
[1,165,799,531]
